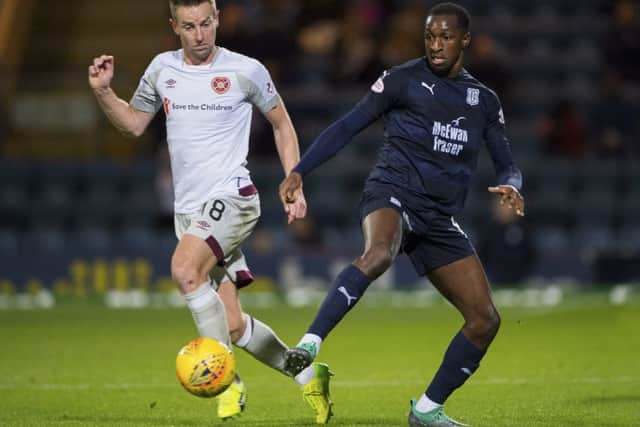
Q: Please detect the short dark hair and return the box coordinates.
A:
[169,0,215,19]
[427,2,471,32]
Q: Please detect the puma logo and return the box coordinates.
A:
[421,82,435,95]
[338,286,357,306]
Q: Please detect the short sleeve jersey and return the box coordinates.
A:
[130,48,279,214]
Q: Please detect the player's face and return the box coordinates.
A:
[424,15,470,77]
[171,2,219,65]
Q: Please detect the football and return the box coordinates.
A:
[176,337,236,398]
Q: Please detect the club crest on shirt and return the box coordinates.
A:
[211,76,231,94]
[466,88,479,106]
[371,77,384,93]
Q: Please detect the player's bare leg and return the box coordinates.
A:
[171,234,231,347]
[172,234,244,419]
[285,208,404,375]
[409,255,498,426]
[427,255,500,350]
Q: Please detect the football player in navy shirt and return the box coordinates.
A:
[280,3,524,425]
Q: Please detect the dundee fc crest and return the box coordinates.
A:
[466,88,479,106]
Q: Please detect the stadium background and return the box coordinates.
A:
[1,0,639,308]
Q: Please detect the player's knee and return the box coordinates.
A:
[359,244,394,278]
[171,257,202,293]
[467,306,501,341]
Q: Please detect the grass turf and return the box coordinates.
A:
[0,300,638,426]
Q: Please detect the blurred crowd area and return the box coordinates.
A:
[1,0,640,284]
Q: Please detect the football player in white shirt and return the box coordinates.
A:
[88,0,332,423]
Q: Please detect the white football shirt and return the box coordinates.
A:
[130,47,279,214]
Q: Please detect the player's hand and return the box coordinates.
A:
[488,185,525,216]
[279,172,305,223]
[88,55,115,90]
[286,188,307,224]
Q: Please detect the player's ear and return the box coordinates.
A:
[462,32,471,49]
[170,18,179,35]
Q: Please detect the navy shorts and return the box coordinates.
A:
[359,184,476,276]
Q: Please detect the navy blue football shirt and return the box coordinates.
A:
[293,57,522,216]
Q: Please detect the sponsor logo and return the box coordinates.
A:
[337,286,357,306]
[165,78,177,89]
[389,197,402,208]
[266,82,275,94]
[431,118,468,156]
[461,367,472,376]
[169,102,232,112]
[466,87,480,106]
[163,97,171,115]
[211,76,231,94]
[421,81,435,95]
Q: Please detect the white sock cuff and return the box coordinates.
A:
[235,313,253,347]
[294,365,315,386]
[299,333,323,348]
[184,281,217,311]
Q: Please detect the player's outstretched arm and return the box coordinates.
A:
[88,54,155,137]
[264,99,307,223]
[488,185,525,216]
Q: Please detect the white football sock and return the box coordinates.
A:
[416,393,442,413]
[184,281,231,348]
[294,365,315,386]
[298,333,323,357]
[236,313,289,375]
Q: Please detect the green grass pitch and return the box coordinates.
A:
[0,299,638,426]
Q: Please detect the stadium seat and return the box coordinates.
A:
[68,226,113,256]
[74,188,119,228]
[0,187,29,228]
[20,227,67,256]
[571,188,616,228]
[571,224,614,251]
[0,228,19,255]
[27,186,74,229]
[114,225,156,255]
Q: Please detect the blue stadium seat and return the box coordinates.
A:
[527,188,572,227]
[0,187,29,228]
[0,160,32,191]
[0,228,19,255]
[68,226,113,256]
[571,225,614,251]
[571,188,616,228]
[80,161,124,193]
[74,188,119,228]
[532,225,570,252]
[114,225,157,255]
[27,186,73,228]
[121,187,158,227]
[20,227,67,256]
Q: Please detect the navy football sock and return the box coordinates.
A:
[307,264,371,339]
[425,331,486,404]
